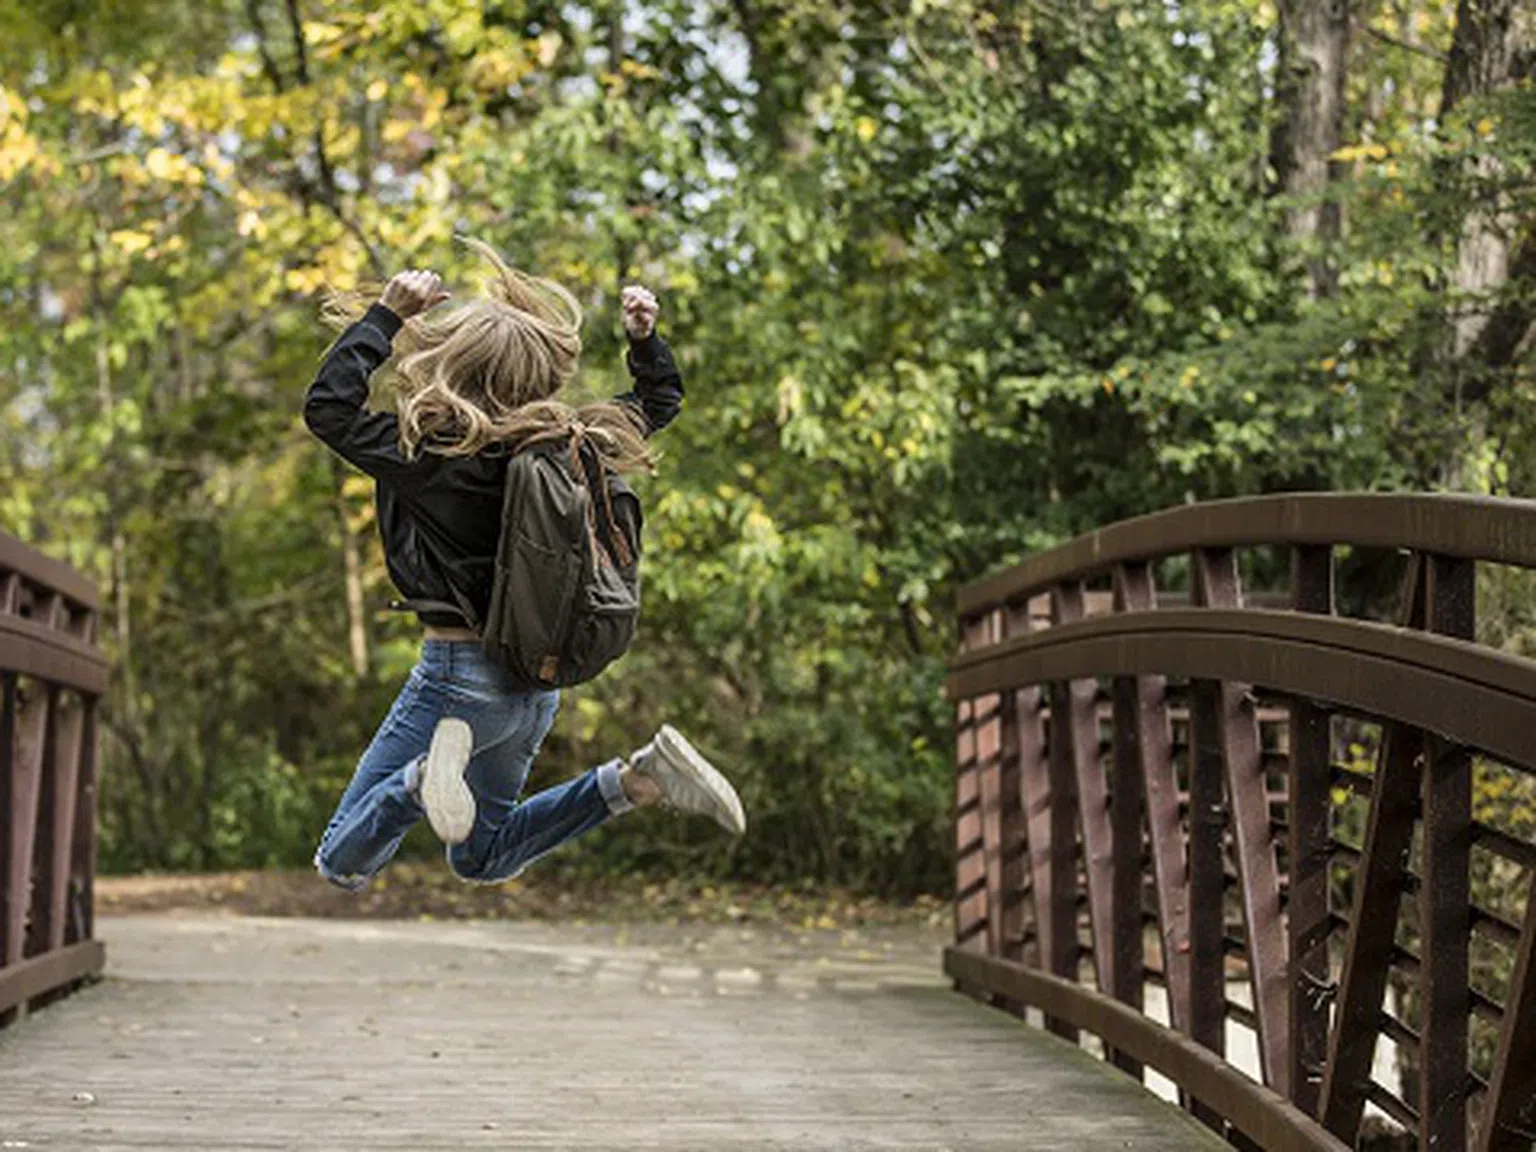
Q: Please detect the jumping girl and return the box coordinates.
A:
[304,241,745,891]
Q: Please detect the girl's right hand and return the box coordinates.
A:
[622,285,659,340]
[380,270,451,320]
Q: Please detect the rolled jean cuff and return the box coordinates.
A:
[596,758,634,816]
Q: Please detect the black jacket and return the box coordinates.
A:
[303,302,683,627]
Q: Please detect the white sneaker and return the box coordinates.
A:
[633,724,746,836]
[419,718,475,845]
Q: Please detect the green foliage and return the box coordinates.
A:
[0,0,1531,892]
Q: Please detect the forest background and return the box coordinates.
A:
[0,0,1530,894]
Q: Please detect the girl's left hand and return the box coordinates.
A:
[380,270,450,320]
[621,285,659,340]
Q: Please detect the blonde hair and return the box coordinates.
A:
[323,238,653,471]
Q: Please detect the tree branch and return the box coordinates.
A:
[246,0,385,278]
[244,0,288,92]
[283,0,312,86]
[1359,22,1449,63]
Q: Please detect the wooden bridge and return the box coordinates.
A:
[4,495,1536,1150]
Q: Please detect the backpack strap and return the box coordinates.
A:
[567,426,634,569]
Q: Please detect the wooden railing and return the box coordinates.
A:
[947,494,1536,1152]
[0,531,107,1022]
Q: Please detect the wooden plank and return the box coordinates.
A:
[0,613,110,695]
[1418,555,1473,1152]
[3,678,49,972]
[1187,692,1228,1064]
[1044,582,1088,1041]
[0,937,103,1017]
[1021,675,1061,989]
[1319,557,1428,1145]
[945,609,1536,774]
[999,602,1037,964]
[0,673,13,1021]
[1116,569,1193,1042]
[976,680,1005,956]
[69,698,98,944]
[946,948,1352,1152]
[1108,569,1150,1027]
[37,689,84,953]
[5,913,1233,1148]
[1192,548,1289,1096]
[1318,725,1421,1143]
[946,675,983,958]
[1474,871,1536,1152]
[955,606,986,955]
[1052,582,1115,997]
[0,533,99,610]
[1288,544,1334,1117]
[956,493,1536,619]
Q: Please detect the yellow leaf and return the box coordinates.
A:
[855,116,879,142]
[1320,357,1338,372]
[110,229,154,255]
[366,79,388,102]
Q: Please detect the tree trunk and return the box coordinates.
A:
[332,458,370,679]
[607,0,634,284]
[1440,0,1533,393]
[1272,0,1352,299]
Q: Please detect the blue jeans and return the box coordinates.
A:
[314,640,633,890]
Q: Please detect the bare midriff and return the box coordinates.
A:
[423,625,479,643]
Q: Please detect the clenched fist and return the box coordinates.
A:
[621,285,659,340]
[379,269,451,320]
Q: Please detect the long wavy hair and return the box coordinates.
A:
[323,238,652,471]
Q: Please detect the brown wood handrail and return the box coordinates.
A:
[0,531,106,1024]
[958,491,1536,618]
[951,497,1536,1152]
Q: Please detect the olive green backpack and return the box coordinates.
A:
[479,434,642,687]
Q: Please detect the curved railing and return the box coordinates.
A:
[0,532,107,1023]
[947,493,1536,1152]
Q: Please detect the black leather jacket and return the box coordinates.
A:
[303,303,683,626]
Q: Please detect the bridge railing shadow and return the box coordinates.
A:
[948,493,1536,1152]
[0,531,107,1024]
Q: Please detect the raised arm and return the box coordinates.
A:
[612,285,684,435]
[303,271,450,483]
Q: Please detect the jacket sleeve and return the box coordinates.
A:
[613,332,684,435]
[303,303,431,485]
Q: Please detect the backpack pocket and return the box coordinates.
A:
[487,530,580,685]
[565,595,639,683]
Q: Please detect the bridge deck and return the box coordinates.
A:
[1,915,1227,1150]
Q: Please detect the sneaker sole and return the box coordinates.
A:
[654,724,746,836]
[421,718,475,845]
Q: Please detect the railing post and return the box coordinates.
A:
[1191,547,1289,1098]
[1113,563,1190,1040]
[1051,582,1115,1001]
[954,616,990,955]
[34,687,85,957]
[1475,870,1536,1152]
[1418,555,1473,1152]
[1289,544,1334,1118]
[1044,582,1089,1039]
[998,601,1038,967]
[975,610,1008,959]
[71,697,99,946]
[2,674,51,1024]
[1321,556,1428,1144]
